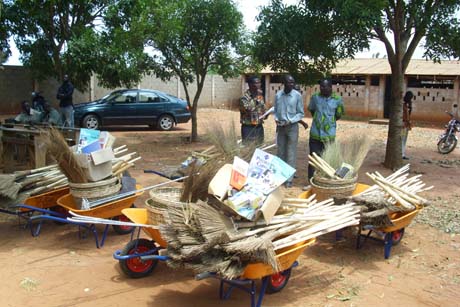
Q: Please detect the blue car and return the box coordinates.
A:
[74,89,191,130]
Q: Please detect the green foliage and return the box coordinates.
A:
[0,1,11,63]
[254,0,460,169]
[253,0,382,84]
[141,0,245,84]
[99,0,246,140]
[6,0,113,90]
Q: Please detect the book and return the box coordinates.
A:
[79,128,100,148]
[246,148,295,195]
[98,131,116,149]
[230,156,249,190]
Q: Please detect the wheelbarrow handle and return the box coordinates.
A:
[195,272,216,281]
[144,170,183,181]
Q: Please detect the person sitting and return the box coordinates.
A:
[31,91,46,112]
[14,101,42,124]
[41,101,63,126]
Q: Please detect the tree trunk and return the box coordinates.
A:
[190,104,198,142]
[190,75,206,142]
[383,63,404,169]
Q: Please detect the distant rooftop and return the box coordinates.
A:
[261,58,460,76]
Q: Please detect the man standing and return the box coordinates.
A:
[56,74,74,127]
[239,76,267,144]
[274,75,304,188]
[306,79,344,185]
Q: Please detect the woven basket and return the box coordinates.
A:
[69,177,121,207]
[145,187,187,225]
[145,198,166,225]
[310,175,357,201]
[313,174,357,186]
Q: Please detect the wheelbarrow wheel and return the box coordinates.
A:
[112,214,134,235]
[119,239,158,278]
[265,268,292,294]
[391,228,405,246]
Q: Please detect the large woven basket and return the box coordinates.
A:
[69,176,121,208]
[310,175,357,201]
[145,187,187,225]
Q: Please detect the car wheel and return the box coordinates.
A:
[157,115,174,131]
[82,114,100,130]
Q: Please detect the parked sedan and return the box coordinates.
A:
[74,89,191,130]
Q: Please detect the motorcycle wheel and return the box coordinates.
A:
[437,135,458,154]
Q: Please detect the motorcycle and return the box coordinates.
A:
[437,111,460,154]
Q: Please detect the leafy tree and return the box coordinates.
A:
[6,0,112,89]
[106,0,245,141]
[0,0,10,63]
[254,0,460,169]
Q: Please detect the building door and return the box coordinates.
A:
[383,76,392,118]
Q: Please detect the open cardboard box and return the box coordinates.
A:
[72,146,114,182]
[208,163,284,224]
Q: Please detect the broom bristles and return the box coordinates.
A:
[44,128,87,183]
[0,175,17,192]
[0,182,21,200]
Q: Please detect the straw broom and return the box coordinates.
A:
[0,164,58,194]
[44,128,87,183]
[1,177,68,208]
[0,169,60,199]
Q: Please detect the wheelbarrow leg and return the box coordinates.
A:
[384,232,394,259]
[257,277,269,307]
[99,224,110,247]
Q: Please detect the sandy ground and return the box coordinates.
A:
[1,108,460,307]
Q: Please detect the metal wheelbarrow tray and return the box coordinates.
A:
[0,187,69,221]
[300,183,422,259]
[26,185,144,248]
[113,208,316,307]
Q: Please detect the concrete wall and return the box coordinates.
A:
[1,65,459,123]
[0,66,34,114]
[0,65,87,114]
[266,82,381,118]
[408,85,460,122]
[91,74,242,109]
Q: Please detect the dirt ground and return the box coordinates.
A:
[1,108,460,307]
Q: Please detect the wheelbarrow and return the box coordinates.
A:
[113,208,316,307]
[0,187,69,222]
[26,185,144,248]
[356,207,421,259]
[300,183,422,259]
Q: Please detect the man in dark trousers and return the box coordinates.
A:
[239,76,267,144]
[305,79,344,189]
[56,74,74,127]
[273,75,304,188]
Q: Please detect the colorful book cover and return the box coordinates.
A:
[246,148,295,194]
[230,156,249,190]
[79,128,100,148]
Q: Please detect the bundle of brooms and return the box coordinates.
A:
[44,128,88,184]
[335,164,432,227]
[158,193,360,279]
[180,121,259,203]
[0,164,68,208]
[309,134,372,200]
[310,134,372,179]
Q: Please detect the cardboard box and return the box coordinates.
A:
[208,164,232,201]
[73,147,114,182]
